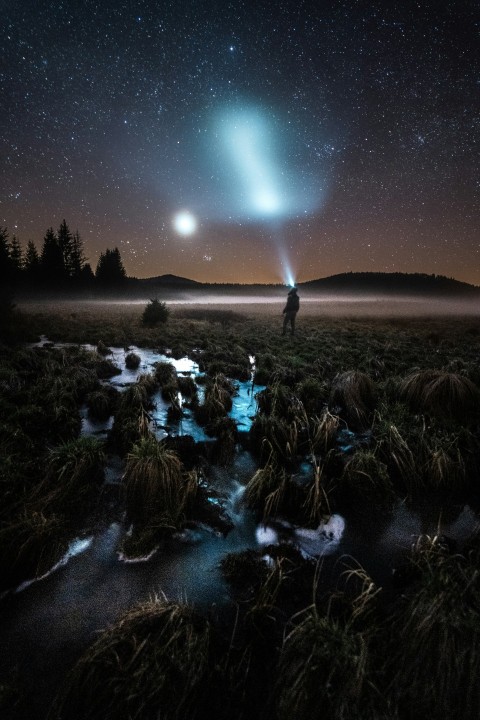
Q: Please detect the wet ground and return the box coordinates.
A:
[2,340,480,719]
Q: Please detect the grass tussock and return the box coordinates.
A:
[0,510,68,590]
[50,599,213,720]
[341,449,394,503]
[385,535,480,720]
[123,436,194,535]
[330,370,376,430]
[196,373,235,425]
[401,369,480,421]
[36,437,106,516]
[275,605,370,720]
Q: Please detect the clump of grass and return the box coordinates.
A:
[125,351,141,370]
[96,340,111,356]
[295,377,329,414]
[385,535,480,720]
[36,437,105,517]
[256,382,303,421]
[330,370,376,430]
[245,456,290,519]
[0,510,68,590]
[424,441,466,491]
[376,421,420,493]
[275,605,370,720]
[86,387,118,421]
[177,374,197,399]
[154,360,176,386]
[123,436,193,532]
[308,408,340,454]
[211,417,238,466]
[401,369,480,422]
[249,415,300,466]
[303,457,329,524]
[50,599,213,720]
[196,373,235,425]
[94,357,122,379]
[341,449,394,503]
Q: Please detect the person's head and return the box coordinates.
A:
[288,287,297,295]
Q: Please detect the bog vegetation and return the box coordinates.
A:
[1,301,480,720]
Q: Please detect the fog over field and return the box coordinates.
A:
[19,292,480,319]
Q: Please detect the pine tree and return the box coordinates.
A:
[80,262,95,286]
[57,219,74,277]
[10,236,23,278]
[0,227,11,283]
[70,230,86,281]
[40,227,66,286]
[95,247,127,286]
[24,240,41,285]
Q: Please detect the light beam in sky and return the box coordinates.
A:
[212,105,326,222]
[173,211,197,235]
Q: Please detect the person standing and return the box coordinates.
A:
[282,287,300,336]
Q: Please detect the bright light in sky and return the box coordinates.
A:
[219,109,283,218]
[212,105,325,222]
[173,211,197,235]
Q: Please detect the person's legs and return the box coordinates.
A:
[283,311,296,335]
[290,312,296,335]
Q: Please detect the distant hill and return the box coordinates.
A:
[134,273,202,288]
[299,272,480,297]
[132,271,480,298]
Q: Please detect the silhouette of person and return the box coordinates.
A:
[282,287,299,335]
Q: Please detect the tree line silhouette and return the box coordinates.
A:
[0,221,127,293]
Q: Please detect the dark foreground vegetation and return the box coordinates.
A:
[1,301,480,720]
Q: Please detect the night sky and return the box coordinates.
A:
[2,0,479,284]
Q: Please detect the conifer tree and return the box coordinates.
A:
[57,219,74,277]
[24,240,41,284]
[95,247,127,286]
[0,227,11,283]
[9,236,23,278]
[70,230,86,281]
[40,227,66,286]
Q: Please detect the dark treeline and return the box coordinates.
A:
[0,221,127,295]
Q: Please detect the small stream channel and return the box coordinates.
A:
[1,341,479,718]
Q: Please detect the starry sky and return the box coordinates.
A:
[2,0,479,284]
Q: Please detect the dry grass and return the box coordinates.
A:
[385,535,480,720]
[341,449,394,503]
[401,369,480,421]
[123,436,188,531]
[50,598,214,720]
[275,605,370,720]
[0,509,68,590]
[35,436,105,516]
[330,370,376,430]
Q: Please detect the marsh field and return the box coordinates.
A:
[1,296,480,720]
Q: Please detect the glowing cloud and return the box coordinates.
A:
[212,105,325,222]
[173,211,197,235]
